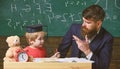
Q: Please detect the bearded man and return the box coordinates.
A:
[57,5,113,69]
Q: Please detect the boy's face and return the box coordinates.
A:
[33,35,44,47]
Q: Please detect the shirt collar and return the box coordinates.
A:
[88,28,101,43]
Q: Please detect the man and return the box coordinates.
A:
[57,5,113,69]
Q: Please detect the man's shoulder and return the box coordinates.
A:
[100,27,113,39]
[71,23,81,25]
[70,23,82,28]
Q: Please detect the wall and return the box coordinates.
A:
[0,36,120,69]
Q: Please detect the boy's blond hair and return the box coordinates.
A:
[25,31,46,45]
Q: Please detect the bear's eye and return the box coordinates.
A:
[13,39,18,43]
[15,40,18,42]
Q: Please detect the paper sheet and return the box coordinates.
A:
[33,57,94,63]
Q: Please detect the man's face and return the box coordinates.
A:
[81,17,99,39]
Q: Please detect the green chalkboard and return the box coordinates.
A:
[0,0,120,37]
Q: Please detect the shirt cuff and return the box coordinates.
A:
[86,52,93,60]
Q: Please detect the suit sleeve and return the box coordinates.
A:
[91,36,113,69]
[57,24,74,58]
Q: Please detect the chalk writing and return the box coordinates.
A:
[65,0,86,7]
[95,0,108,10]
[22,4,31,12]
[11,4,17,12]
[7,0,119,29]
[115,0,120,9]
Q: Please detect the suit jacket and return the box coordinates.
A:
[58,23,113,69]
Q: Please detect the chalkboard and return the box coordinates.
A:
[0,0,120,37]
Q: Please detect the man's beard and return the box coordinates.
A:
[81,26,97,39]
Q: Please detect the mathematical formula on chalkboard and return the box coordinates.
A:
[0,0,120,36]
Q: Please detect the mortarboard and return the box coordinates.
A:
[25,24,43,33]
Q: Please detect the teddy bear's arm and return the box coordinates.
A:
[5,48,13,58]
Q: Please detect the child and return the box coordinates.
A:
[24,24,47,58]
[24,24,60,58]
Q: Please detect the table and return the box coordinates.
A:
[4,58,93,69]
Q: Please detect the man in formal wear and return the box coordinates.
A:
[57,5,113,69]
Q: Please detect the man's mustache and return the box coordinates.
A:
[81,26,88,35]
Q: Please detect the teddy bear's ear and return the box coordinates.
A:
[6,37,9,43]
[15,36,20,41]
[15,35,19,38]
[12,35,20,45]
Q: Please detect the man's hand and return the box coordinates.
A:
[73,35,91,56]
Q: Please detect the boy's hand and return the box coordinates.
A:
[51,52,60,58]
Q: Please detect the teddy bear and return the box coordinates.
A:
[3,35,23,62]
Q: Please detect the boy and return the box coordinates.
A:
[24,24,60,58]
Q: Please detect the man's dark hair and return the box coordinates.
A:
[82,4,105,21]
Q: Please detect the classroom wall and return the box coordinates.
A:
[0,36,120,69]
